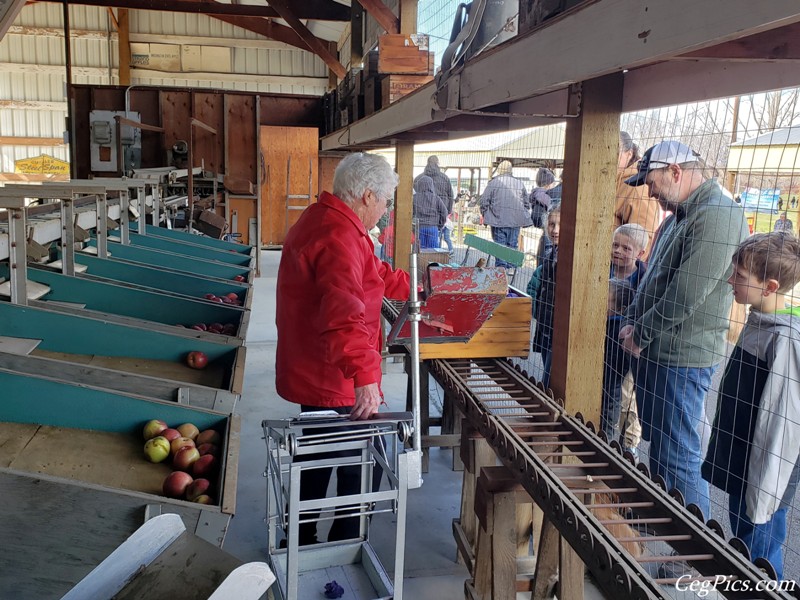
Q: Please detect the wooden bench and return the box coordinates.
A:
[461,233,526,285]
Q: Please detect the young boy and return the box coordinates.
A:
[603,279,635,440]
[702,232,800,579]
[604,224,649,451]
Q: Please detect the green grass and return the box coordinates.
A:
[746,211,796,234]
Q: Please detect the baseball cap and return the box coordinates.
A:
[624,141,700,186]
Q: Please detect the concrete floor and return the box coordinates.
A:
[222,249,471,599]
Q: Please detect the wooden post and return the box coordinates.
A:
[118,9,131,86]
[393,141,414,272]
[350,2,364,66]
[399,0,418,33]
[550,74,623,423]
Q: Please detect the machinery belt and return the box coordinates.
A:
[382,300,793,598]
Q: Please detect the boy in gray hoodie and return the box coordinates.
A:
[702,232,800,579]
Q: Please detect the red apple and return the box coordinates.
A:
[185,478,211,501]
[143,436,171,463]
[170,436,195,455]
[196,429,221,446]
[207,322,224,333]
[177,423,200,440]
[185,351,209,369]
[173,446,201,471]
[233,275,245,282]
[162,471,193,498]
[211,297,224,303]
[192,494,213,504]
[190,325,205,331]
[142,419,168,440]
[204,293,216,300]
[225,292,239,301]
[192,454,218,477]
[222,323,236,335]
[161,428,181,442]
[197,443,219,457]
[221,296,234,304]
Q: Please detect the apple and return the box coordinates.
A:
[177,423,200,440]
[233,275,245,282]
[208,322,224,333]
[225,292,239,301]
[186,351,209,369]
[162,471,193,499]
[192,494,213,504]
[221,296,234,304]
[170,436,195,455]
[142,419,168,440]
[143,436,171,463]
[161,428,181,442]
[211,297,224,303]
[197,443,219,457]
[185,478,211,501]
[192,454,218,477]
[173,446,201,471]
[204,293,216,300]
[222,323,236,335]
[190,325,205,331]
[196,429,221,446]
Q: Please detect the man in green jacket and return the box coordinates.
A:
[619,141,748,520]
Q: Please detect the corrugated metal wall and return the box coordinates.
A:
[0,3,331,173]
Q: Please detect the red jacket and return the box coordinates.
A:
[276,192,410,408]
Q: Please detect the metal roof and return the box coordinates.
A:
[732,126,800,147]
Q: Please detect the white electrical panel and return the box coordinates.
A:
[89,110,142,173]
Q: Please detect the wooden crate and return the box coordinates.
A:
[363,76,382,116]
[418,287,532,360]
[0,369,240,598]
[378,33,434,75]
[381,74,434,106]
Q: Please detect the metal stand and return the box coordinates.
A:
[263,413,412,600]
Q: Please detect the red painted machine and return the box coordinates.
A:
[388,264,508,344]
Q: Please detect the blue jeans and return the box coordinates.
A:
[635,360,714,517]
[419,226,439,249]
[729,494,786,579]
[440,227,453,252]
[490,226,520,269]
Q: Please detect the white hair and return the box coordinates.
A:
[333,152,399,204]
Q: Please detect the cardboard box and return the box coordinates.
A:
[381,74,434,106]
[193,208,228,239]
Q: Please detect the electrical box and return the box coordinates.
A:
[89,110,142,173]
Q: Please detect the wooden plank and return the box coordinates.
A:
[230,345,247,395]
[194,92,224,175]
[220,414,240,514]
[393,142,414,272]
[0,136,64,146]
[159,90,192,160]
[229,197,257,244]
[550,74,622,422]
[224,94,257,185]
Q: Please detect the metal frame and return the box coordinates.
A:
[263,413,412,600]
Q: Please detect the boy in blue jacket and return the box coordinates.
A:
[702,232,800,579]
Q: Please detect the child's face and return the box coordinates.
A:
[611,233,644,270]
[547,213,560,245]
[727,262,769,308]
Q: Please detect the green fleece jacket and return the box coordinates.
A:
[626,178,748,367]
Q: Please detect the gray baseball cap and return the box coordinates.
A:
[625,141,700,186]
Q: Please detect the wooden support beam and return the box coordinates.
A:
[677,22,800,60]
[350,0,364,66]
[355,0,399,35]
[33,0,351,20]
[399,0,417,34]
[117,8,130,85]
[393,142,414,273]
[0,136,65,146]
[550,74,623,422]
[265,0,346,79]
[209,15,307,51]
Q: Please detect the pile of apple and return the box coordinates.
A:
[202,292,243,306]
[142,419,222,504]
[188,322,237,336]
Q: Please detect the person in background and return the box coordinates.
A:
[480,160,533,268]
[441,213,454,254]
[413,175,448,249]
[531,204,561,387]
[603,278,636,442]
[415,155,455,247]
[703,232,800,580]
[530,168,557,228]
[604,224,649,451]
[615,131,661,256]
[276,152,410,545]
[619,141,748,522]
[774,211,793,233]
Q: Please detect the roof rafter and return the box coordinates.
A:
[264,0,346,79]
[32,0,350,20]
[354,0,398,34]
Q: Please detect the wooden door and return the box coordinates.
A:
[259,126,319,246]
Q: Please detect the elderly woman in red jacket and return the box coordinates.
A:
[276,152,410,545]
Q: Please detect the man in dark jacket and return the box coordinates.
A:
[619,141,748,520]
[480,160,533,268]
[414,155,454,213]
